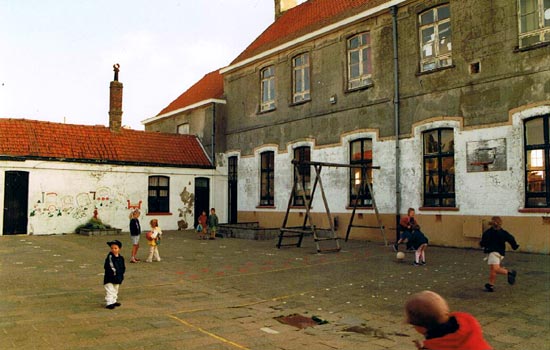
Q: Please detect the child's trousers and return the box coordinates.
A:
[104,283,120,305]
[146,246,161,262]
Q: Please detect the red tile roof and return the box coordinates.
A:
[0,119,213,168]
[231,0,387,65]
[156,69,224,117]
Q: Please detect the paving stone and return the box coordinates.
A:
[0,232,549,349]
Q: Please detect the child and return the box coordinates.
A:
[405,290,492,350]
[103,240,126,309]
[128,209,141,263]
[479,216,519,292]
[394,208,419,251]
[146,219,162,262]
[207,208,219,240]
[197,210,208,240]
[409,229,429,266]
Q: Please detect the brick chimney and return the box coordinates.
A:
[109,63,123,132]
[274,0,298,20]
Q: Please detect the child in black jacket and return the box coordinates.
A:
[480,217,519,292]
[104,240,126,309]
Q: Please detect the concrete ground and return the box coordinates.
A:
[0,231,549,350]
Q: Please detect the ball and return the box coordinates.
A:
[396,251,405,260]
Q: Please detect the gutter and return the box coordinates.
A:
[220,0,408,74]
[391,5,401,243]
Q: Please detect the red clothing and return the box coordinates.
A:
[422,312,492,350]
[198,214,207,227]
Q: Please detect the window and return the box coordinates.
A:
[177,123,189,134]
[260,151,275,206]
[148,176,170,213]
[349,139,373,207]
[419,4,452,72]
[292,53,310,103]
[260,66,275,112]
[423,129,455,207]
[293,146,311,206]
[518,0,550,48]
[524,115,550,207]
[347,32,372,90]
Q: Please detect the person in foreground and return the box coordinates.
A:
[405,290,492,350]
[479,216,519,292]
[103,240,125,309]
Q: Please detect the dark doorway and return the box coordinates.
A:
[228,156,238,224]
[3,171,29,235]
[194,177,210,227]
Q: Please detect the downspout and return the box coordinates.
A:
[211,102,216,166]
[391,5,401,243]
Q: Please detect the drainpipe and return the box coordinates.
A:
[391,5,401,243]
[211,102,216,166]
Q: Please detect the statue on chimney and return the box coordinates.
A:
[113,63,120,81]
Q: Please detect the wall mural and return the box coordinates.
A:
[29,186,140,220]
[177,185,195,230]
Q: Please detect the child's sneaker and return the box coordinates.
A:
[484,283,494,292]
[507,270,517,285]
[393,243,399,252]
[413,262,421,266]
[421,261,426,265]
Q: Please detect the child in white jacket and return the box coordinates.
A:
[146,219,162,262]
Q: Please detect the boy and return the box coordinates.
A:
[479,216,519,292]
[394,208,420,251]
[405,290,492,350]
[103,240,126,309]
[207,208,219,240]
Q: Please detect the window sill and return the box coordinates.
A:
[416,64,455,76]
[146,212,173,216]
[418,207,459,212]
[290,205,313,210]
[345,206,374,210]
[257,107,276,115]
[518,208,550,213]
[256,205,276,209]
[289,99,311,107]
[514,41,550,52]
[345,83,374,94]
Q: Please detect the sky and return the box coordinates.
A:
[0,0,276,130]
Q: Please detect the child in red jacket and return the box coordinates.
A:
[405,291,492,350]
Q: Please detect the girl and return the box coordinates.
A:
[197,210,208,240]
[128,209,141,263]
[146,219,162,263]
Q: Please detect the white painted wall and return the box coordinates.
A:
[0,160,226,235]
[233,106,550,219]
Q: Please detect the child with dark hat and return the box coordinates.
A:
[103,240,126,309]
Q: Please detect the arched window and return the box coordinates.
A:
[423,128,455,207]
[524,115,550,207]
[349,138,373,207]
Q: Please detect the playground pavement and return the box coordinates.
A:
[0,231,549,349]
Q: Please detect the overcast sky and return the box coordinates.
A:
[0,0,275,130]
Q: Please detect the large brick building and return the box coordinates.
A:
[146,0,550,253]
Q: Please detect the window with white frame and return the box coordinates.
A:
[419,4,452,72]
[177,123,189,134]
[518,0,550,48]
[260,66,275,112]
[148,176,170,213]
[292,53,310,103]
[347,32,372,90]
[524,115,550,207]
